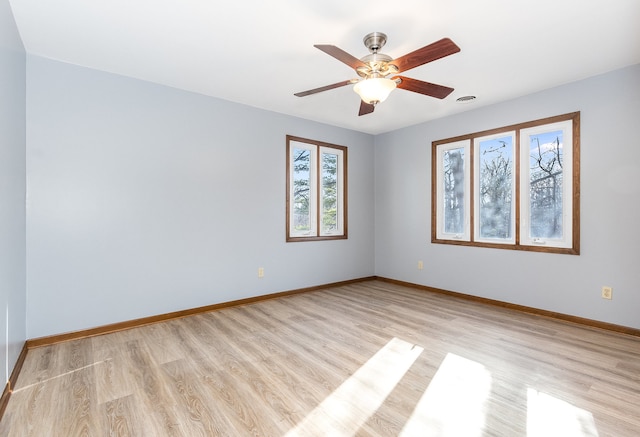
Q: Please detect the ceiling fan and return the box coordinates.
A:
[294,32,461,116]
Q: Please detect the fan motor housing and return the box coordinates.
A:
[358,53,397,78]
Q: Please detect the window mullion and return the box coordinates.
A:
[469,139,475,242]
[315,149,321,237]
[515,129,521,246]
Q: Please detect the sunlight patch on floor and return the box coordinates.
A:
[399,353,492,437]
[527,388,599,437]
[285,337,423,437]
[13,360,107,393]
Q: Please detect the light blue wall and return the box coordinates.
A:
[0,0,27,380]
[375,64,640,329]
[22,52,640,338]
[25,56,376,338]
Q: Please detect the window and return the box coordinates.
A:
[432,112,579,254]
[286,135,347,242]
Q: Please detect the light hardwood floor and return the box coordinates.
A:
[1,280,639,436]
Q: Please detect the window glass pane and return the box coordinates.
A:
[528,130,564,239]
[292,148,312,234]
[321,151,338,234]
[478,136,513,239]
[443,148,466,234]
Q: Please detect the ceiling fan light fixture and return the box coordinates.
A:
[295,33,461,116]
[353,78,397,105]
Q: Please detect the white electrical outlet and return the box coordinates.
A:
[418,261,424,270]
[258,267,264,278]
[601,286,612,300]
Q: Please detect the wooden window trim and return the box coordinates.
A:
[286,135,348,242]
[431,112,580,254]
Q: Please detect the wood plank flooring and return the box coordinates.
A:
[1,280,639,436]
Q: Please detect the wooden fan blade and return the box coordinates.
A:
[294,80,353,97]
[314,45,367,70]
[390,38,460,73]
[358,100,375,116]
[393,76,454,99]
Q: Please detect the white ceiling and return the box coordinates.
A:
[9,0,640,134]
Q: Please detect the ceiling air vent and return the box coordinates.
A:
[456,95,476,103]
